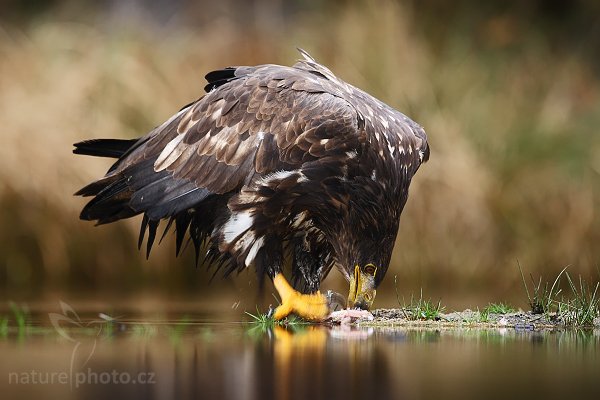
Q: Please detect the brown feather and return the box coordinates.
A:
[75,49,430,292]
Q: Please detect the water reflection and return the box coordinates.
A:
[1,319,599,400]
[267,325,393,400]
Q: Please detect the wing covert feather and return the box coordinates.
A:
[147,67,363,195]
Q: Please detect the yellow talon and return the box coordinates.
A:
[272,273,329,321]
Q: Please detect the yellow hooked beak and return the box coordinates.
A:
[347,265,377,310]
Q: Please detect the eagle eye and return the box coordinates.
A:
[364,264,377,276]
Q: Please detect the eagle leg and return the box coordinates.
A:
[272,273,329,321]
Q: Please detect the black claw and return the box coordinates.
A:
[326,290,346,312]
[266,305,275,319]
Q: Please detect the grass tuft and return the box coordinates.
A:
[477,308,490,323]
[476,303,514,324]
[519,264,599,327]
[557,272,600,327]
[400,288,445,321]
[483,302,515,315]
[245,307,308,327]
[395,277,444,321]
[519,262,565,315]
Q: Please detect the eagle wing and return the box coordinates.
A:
[77,51,430,281]
[78,63,364,225]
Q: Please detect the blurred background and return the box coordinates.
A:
[0,0,599,313]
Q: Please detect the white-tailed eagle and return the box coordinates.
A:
[74,49,429,321]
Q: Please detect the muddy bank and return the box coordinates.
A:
[329,308,600,330]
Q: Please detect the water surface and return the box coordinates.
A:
[1,309,598,400]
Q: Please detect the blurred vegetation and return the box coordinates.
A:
[0,0,599,309]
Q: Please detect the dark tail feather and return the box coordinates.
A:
[79,177,136,223]
[73,139,139,158]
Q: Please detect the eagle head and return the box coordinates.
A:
[337,229,397,311]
